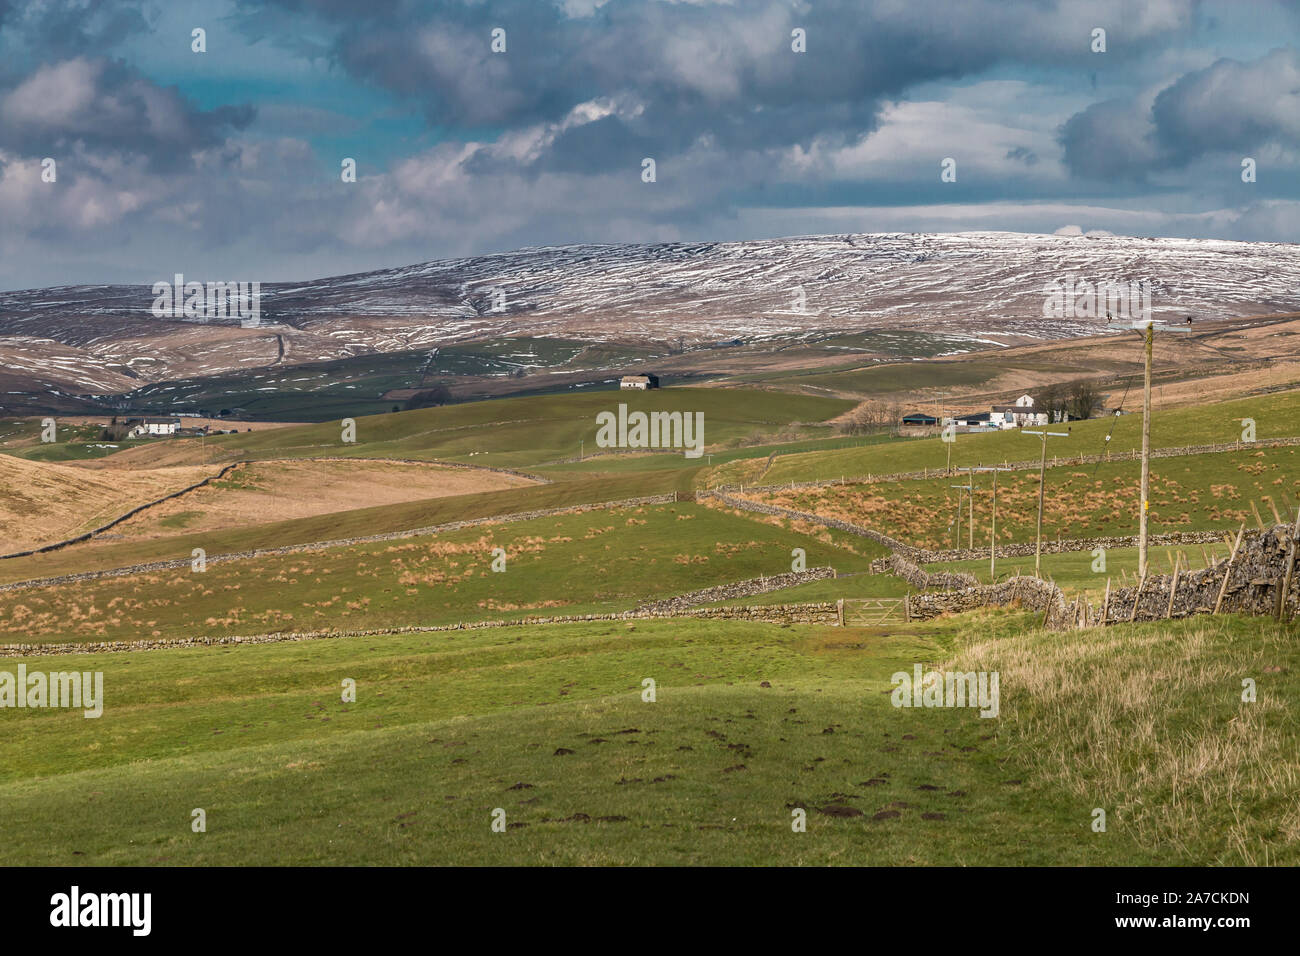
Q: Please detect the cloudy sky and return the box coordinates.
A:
[0,0,1297,290]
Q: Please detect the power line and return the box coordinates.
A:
[1090,371,1133,478]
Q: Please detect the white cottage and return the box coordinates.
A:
[128,417,181,437]
[990,394,1048,428]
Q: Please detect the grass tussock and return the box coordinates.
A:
[951,614,1300,864]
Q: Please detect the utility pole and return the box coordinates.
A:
[951,476,979,550]
[1023,429,1070,576]
[949,483,968,548]
[1117,314,1192,577]
[976,466,1013,580]
[967,465,976,550]
[1139,320,1153,577]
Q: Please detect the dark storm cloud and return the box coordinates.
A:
[8,0,1298,290]
[1059,97,1163,181]
[0,0,151,62]
[1061,46,1300,180]
[1152,47,1300,154]
[529,114,654,175]
[0,56,255,172]
[243,0,1199,168]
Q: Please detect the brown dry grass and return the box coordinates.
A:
[108,459,536,540]
[0,455,216,552]
[953,617,1300,863]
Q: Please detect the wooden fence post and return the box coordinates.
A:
[1166,557,1180,620]
[1214,525,1245,615]
[1129,571,1147,623]
[836,598,844,627]
[1277,510,1300,622]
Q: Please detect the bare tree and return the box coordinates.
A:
[838,400,901,436]
[1034,384,1067,422]
[1066,380,1103,421]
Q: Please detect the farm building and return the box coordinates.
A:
[990,394,1049,428]
[901,413,939,426]
[949,411,999,430]
[619,374,660,390]
[127,417,181,437]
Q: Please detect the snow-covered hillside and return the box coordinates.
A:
[2,231,1298,389]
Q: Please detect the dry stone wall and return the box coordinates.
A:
[882,528,1300,631]
[1098,524,1300,624]
[635,567,835,614]
[868,529,1239,568]
[880,552,981,591]
[0,601,840,658]
[708,485,1300,631]
[716,435,1300,496]
[908,575,1069,627]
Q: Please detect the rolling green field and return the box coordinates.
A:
[0,468,697,584]
[110,386,855,469]
[0,502,879,645]
[730,352,1095,398]
[1,611,1291,865]
[707,570,913,606]
[721,389,1300,487]
[4,386,852,468]
[538,431,908,477]
[2,376,1297,868]
[0,420,171,462]
[0,387,857,583]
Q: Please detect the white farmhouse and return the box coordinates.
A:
[619,374,660,390]
[127,417,181,437]
[991,394,1048,428]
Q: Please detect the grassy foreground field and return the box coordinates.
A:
[0,611,1291,865]
[1,379,1295,869]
